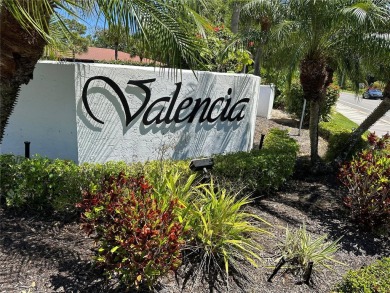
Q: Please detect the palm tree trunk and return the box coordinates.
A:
[299,55,328,166]
[309,100,321,163]
[114,42,119,60]
[0,2,51,142]
[335,80,390,164]
[253,46,262,76]
[230,1,241,34]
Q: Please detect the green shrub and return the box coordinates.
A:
[0,155,192,214]
[278,224,343,277]
[338,133,390,230]
[0,154,25,204]
[213,128,299,194]
[284,81,306,121]
[77,173,184,290]
[324,85,341,121]
[80,159,192,193]
[335,258,390,293]
[283,82,340,124]
[319,112,368,161]
[79,161,136,190]
[0,155,81,212]
[182,180,271,284]
[272,90,286,110]
[143,159,191,181]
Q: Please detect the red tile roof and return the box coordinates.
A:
[74,47,154,63]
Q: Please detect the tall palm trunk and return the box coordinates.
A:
[230,2,241,34]
[309,100,321,162]
[253,18,271,77]
[299,55,328,166]
[114,42,119,60]
[0,1,52,142]
[335,80,390,164]
[253,46,262,76]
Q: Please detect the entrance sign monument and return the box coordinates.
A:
[1,61,261,163]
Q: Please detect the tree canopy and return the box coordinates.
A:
[239,0,390,166]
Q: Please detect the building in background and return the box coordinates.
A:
[61,46,156,64]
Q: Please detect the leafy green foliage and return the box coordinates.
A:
[143,159,191,180]
[77,173,184,290]
[0,155,192,214]
[2,0,207,76]
[91,28,129,53]
[213,128,299,194]
[0,154,24,204]
[282,82,340,124]
[198,26,253,72]
[278,224,343,276]
[338,133,390,230]
[142,161,197,234]
[182,180,271,283]
[335,258,390,293]
[319,112,368,161]
[138,160,272,284]
[53,18,90,57]
[80,161,136,191]
[0,155,81,212]
[251,0,389,163]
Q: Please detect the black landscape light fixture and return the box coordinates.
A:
[24,141,31,159]
[259,134,266,150]
[189,158,214,172]
[189,158,214,183]
[304,261,314,284]
[267,257,286,282]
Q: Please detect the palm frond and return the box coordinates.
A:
[95,0,205,74]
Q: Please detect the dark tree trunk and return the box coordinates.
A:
[299,55,328,166]
[114,42,119,60]
[253,46,262,77]
[335,80,390,165]
[309,100,321,162]
[253,17,271,77]
[0,1,52,142]
[231,2,241,34]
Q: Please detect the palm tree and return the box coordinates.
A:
[240,0,286,77]
[270,0,390,167]
[50,18,90,61]
[96,25,129,61]
[230,0,243,33]
[0,0,203,142]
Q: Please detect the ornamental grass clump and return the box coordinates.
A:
[339,133,390,230]
[278,224,343,277]
[77,172,184,290]
[183,180,272,285]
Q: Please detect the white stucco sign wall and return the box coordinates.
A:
[1,61,260,163]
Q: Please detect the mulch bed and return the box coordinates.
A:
[1,113,389,293]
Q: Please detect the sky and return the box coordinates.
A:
[57,6,106,36]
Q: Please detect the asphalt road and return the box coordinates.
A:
[336,91,390,136]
